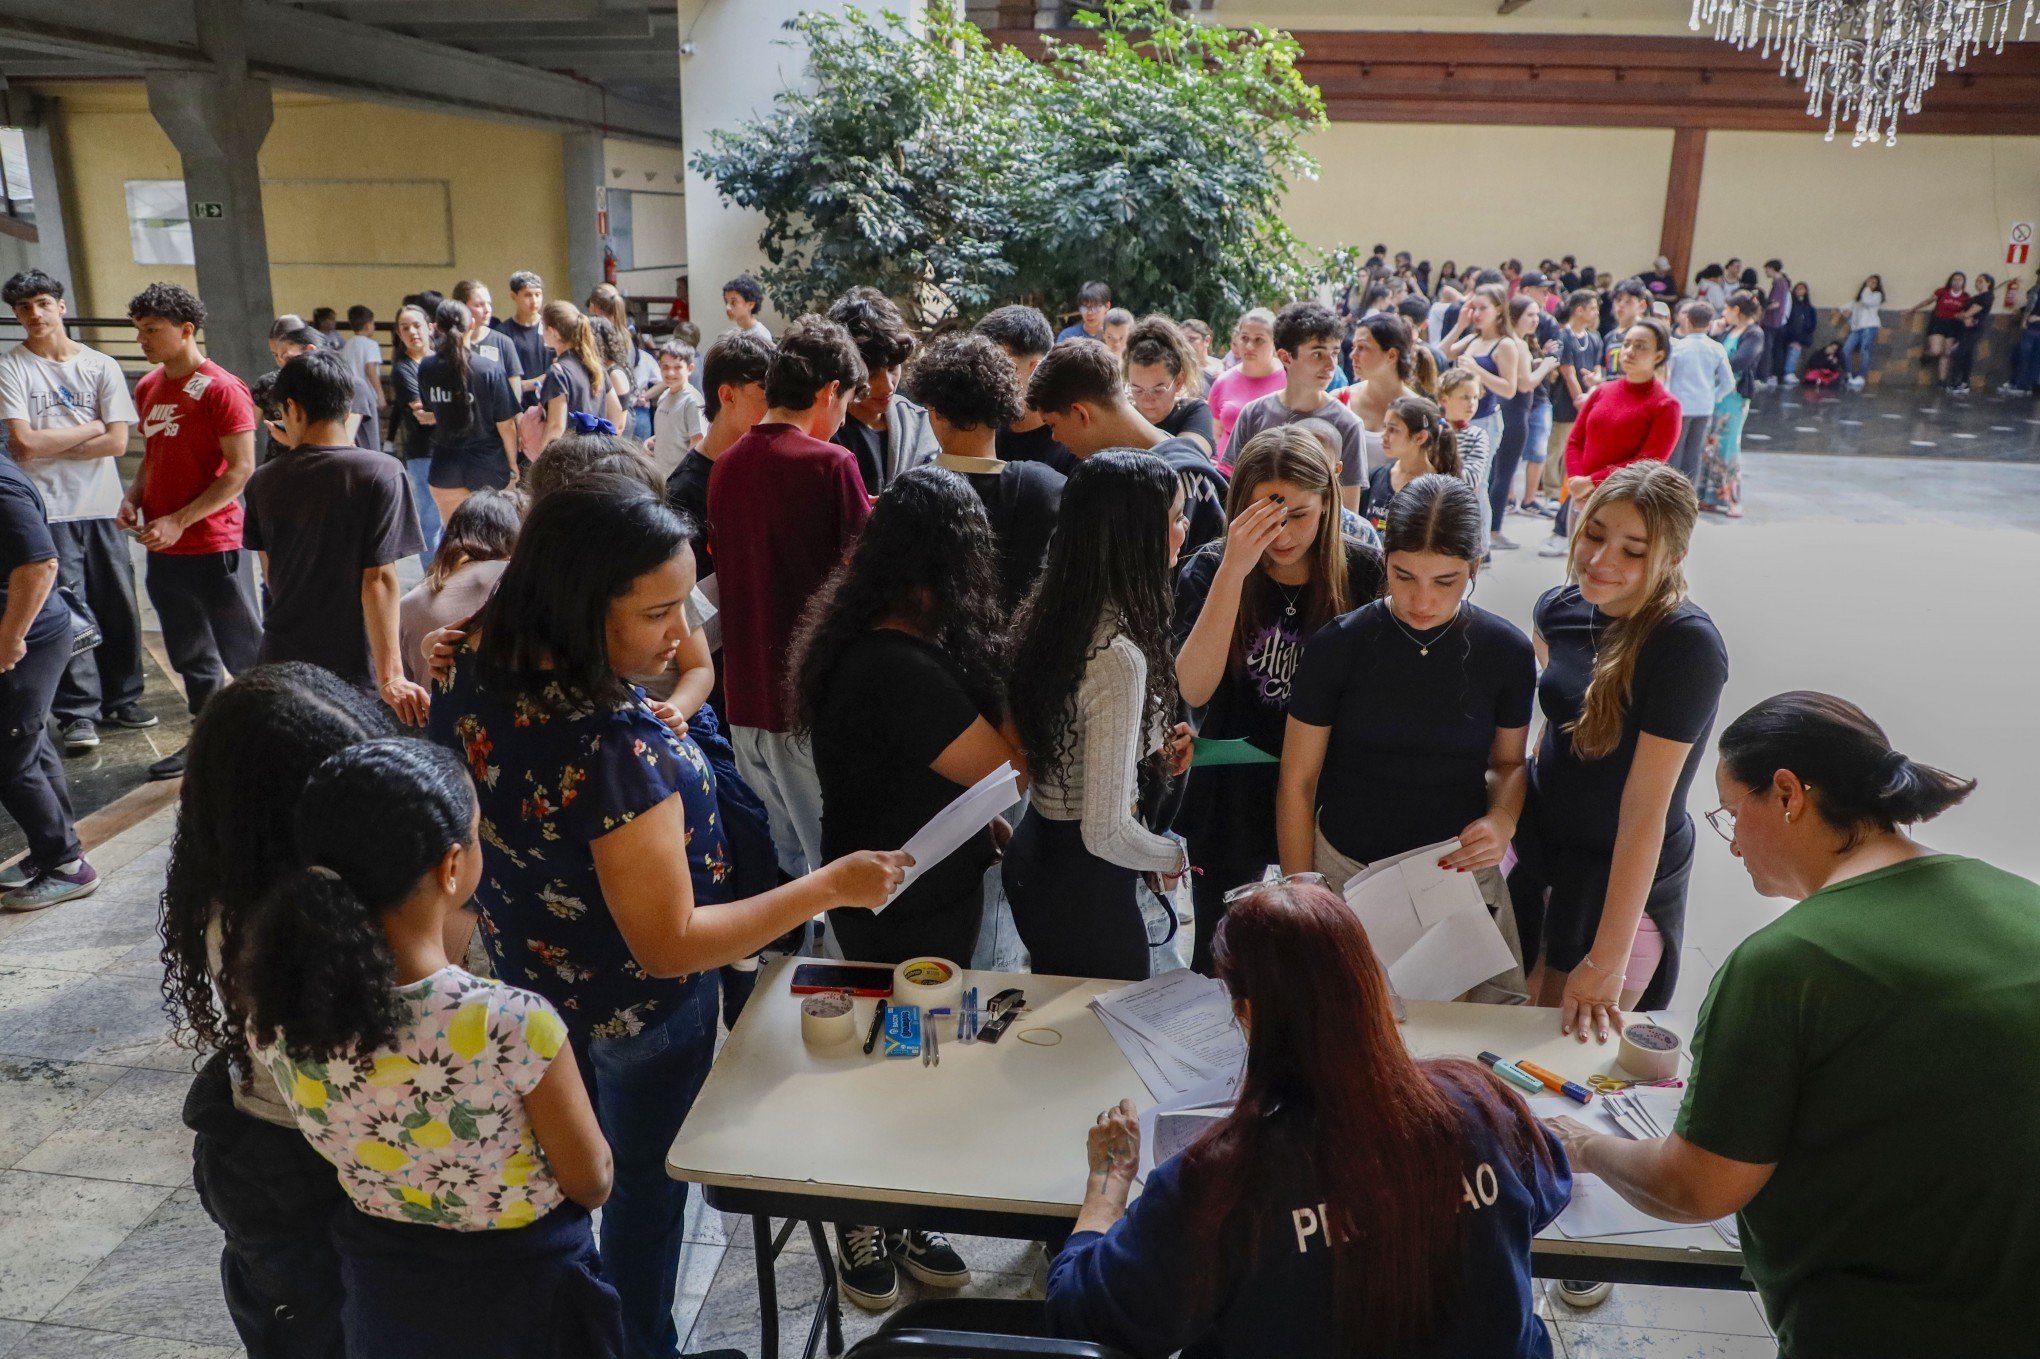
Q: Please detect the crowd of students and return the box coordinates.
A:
[0,250,2032,1359]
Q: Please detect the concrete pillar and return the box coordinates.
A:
[144,69,275,383]
[679,0,923,340]
[563,130,605,309]
[7,95,79,303]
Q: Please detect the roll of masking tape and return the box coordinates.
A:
[891,957,964,1017]
[1617,1022,1683,1080]
[800,991,856,1047]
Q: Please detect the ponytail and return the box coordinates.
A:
[1719,691,1976,849]
[235,739,476,1062]
[543,300,606,397]
[1387,395,1461,480]
[432,299,476,437]
[1408,343,1439,399]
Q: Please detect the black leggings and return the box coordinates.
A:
[1001,810,1150,981]
[1486,397,1530,531]
[0,620,81,867]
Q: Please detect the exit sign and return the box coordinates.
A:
[191,201,225,219]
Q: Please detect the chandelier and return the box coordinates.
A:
[1690,0,2036,145]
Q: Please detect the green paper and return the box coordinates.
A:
[1192,737,1280,768]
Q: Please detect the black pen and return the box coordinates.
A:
[862,998,889,1055]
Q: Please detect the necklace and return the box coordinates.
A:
[1270,579,1306,618]
[1385,603,1461,657]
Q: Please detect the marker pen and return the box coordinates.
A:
[1515,1059,1595,1104]
[1476,1051,1546,1094]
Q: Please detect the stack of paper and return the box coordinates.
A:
[1558,1088,1739,1248]
[1342,838,1517,1002]
[1134,1078,1237,1183]
[1090,969,1247,1102]
[882,762,1020,911]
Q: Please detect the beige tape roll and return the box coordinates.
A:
[891,956,964,1016]
[1617,1022,1683,1079]
[800,991,856,1047]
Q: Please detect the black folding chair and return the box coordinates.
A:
[845,1299,1135,1359]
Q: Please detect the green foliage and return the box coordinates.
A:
[689,0,1328,331]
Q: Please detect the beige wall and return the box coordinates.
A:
[1285,122,1674,280]
[1691,131,2040,307]
[603,136,689,304]
[40,81,570,323]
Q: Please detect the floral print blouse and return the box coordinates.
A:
[428,651,732,1040]
[263,966,565,1232]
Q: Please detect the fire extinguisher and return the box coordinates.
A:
[603,244,617,286]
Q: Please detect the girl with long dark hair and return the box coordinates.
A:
[161,662,393,1358]
[1004,451,1191,981]
[789,464,1022,1307]
[1838,273,1884,389]
[1173,427,1382,973]
[1508,461,1728,1037]
[1046,880,1568,1356]
[1948,272,1998,395]
[397,487,522,683]
[1335,311,1432,495]
[1551,692,2040,1358]
[1911,270,1969,387]
[417,298,519,522]
[1358,395,1460,533]
[1280,476,1535,999]
[428,479,906,1355]
[240,738,620,1357]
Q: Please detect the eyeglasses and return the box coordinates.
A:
[1707,785,1811,842]
[1125,382,1176,403]
[1224,871,1327,904]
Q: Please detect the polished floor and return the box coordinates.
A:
[2,448,2037,1357]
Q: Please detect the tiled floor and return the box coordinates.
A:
[1739,382,2040,461]
[4,447,2040,1357]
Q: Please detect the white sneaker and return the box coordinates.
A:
[1537,535,1569,558]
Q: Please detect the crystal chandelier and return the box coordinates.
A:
[1690,0,2036,145]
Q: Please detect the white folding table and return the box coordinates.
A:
[668,958,1744,1358]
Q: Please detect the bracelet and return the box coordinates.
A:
[1577,956,1617,977]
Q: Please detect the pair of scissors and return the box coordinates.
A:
[1586,1074,1685,1093]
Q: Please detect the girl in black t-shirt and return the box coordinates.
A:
[417,299,519,521]
[1174,425,1382,973]
[1507,461,1727,1035]
[1280,475,1534,999]
[537,300,625,447]
[1359,395,1461,534]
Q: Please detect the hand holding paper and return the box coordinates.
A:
[1342,839,1517,1002]
[882,762,1020,910]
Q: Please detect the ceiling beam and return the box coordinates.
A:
[0,0,680,144]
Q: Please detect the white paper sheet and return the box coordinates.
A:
[1092,969,1247,1081]
[882,762,1019,911]
[1134,1078,1238,1182]
[1343,839,1517,1002]
[1554,1174,1691,1240]
[691,576,722,653]
[1095,1006,1207,1101]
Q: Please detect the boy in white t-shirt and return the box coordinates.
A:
[341,305,382,416]
[645,340,705,481]
[0,269,155,756]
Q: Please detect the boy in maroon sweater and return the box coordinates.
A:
[706,315,869,877]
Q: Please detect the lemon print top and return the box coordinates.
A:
[262,965,568,1231]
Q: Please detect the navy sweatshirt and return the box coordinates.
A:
[1045,1085,1571,1359]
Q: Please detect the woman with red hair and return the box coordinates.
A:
[1045,878,1571,1357]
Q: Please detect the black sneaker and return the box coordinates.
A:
[59,719,100,753]
[147,748,187,781]
[834,1224,898,1311]
[105,703,160,730]
[887,1228,971,1289]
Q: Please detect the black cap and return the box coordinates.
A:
[1519,270,1552,289]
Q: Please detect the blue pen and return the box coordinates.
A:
[1477,1050,1546,1095]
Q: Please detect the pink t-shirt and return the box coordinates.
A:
[1208,368,1287,465]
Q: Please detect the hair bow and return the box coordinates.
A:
[565,411,618,436]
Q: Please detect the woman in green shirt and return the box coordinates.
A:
[1549,690,2040,1358]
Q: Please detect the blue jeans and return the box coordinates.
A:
[2015,331,2040,389]
[1522,400,1553,486]
[1841,327,1878,379]
[576,975,719,1359]
[406,456,443,571]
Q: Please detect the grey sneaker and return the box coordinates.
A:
[3,861,99,913]
[59,719,100,752]
[888,1228,971,1288]
[1537,534,1570,558]
[1557,1279,1614,1309]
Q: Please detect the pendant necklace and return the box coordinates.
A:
[1271,579,1305,618]
[1387,603,1460,657]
